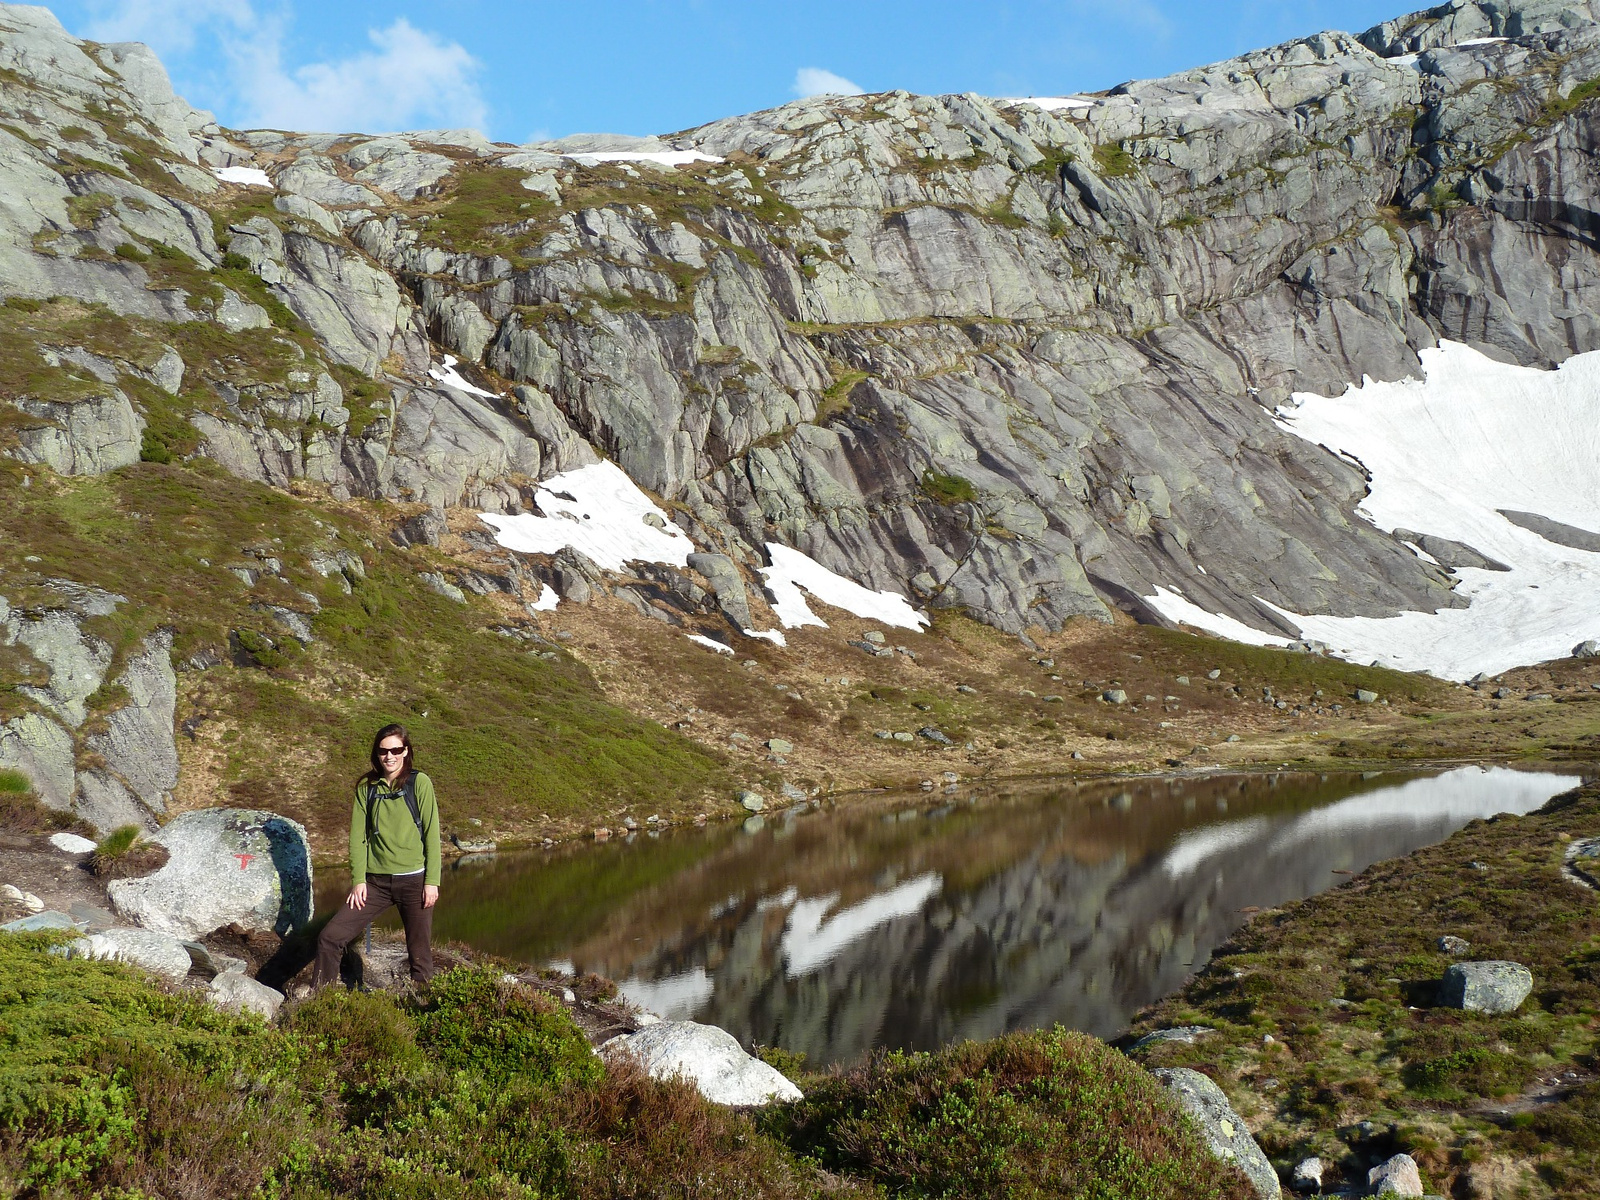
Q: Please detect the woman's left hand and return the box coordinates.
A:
[423,885,439,909]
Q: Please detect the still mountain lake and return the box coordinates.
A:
[317,764,1584,1065]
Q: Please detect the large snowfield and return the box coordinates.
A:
[1147,341,1600,680]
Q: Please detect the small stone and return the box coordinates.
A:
[1103,689,1128,704]
[942,771,959,783]
[2,911,77,933]
[562,987,577,1003]
[21,892,44,914]
[1176,675,1190,685]
[48,832,98,855]
[892,731,915,743]
[1440,960,1532,1014]
[874,730,893,739]
[207,972,284,1019]
[780,782,806,802]
[956,684,977,695]
[1225,734,1241,742]
[1291,1156,1324,1192]
[1573,639,1600,658]
[741,659,758,668]
[1355,689,1379,703]
[1368,1152,1423,1197]
[622,817,638,830]
[1206,668,1222,680]
[917,726,953,745]
[862,630,886,645]
[1070,750,1085,760]
[766,738,793,754]
[1525,692,1552,701]
[737,790,765,813]
[1492,686,1513,699]
[920,779,935,791]
[593,827,611,840]
[1129,1025,1212,1051]
[1437,934,1470,955]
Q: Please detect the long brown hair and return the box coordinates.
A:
[365,723,415,785]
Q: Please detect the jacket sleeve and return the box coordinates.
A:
[417,773,442,887]
[350,780,370,885]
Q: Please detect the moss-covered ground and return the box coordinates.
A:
[1127,782,1600,1198]
[0,933,1251,1199]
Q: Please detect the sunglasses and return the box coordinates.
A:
[377,746,407,758]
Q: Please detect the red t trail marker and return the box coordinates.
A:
[233,853,255,870]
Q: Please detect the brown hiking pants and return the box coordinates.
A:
[312,871,434,987]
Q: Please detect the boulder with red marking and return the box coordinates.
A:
[107,808,313,939]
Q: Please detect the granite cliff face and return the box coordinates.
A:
[2,0,1598,648]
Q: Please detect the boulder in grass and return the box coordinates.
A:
[107,809,312,939]
[603,1020,803,1106]
[207,972,285,1020]
[62,927,192,981]
[1152,1068,1280,1199]
[1440,961,1533,1014]
[1369,1152,1424,1196]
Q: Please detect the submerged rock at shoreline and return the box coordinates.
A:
[603,1020,803,1106]
[1152,1068,1280,1199]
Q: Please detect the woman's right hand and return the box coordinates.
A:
[346,882,368,909]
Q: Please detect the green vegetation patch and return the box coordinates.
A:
[1094,142,1139,178]
[1130,783,1600,1196]
[773,1027,1251,1198]
[921,469,978,506]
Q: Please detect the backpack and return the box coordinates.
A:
[366,772,425,846]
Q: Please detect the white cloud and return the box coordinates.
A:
[69,1,488,136]
[792,67,866,98]
[230,17,487,134]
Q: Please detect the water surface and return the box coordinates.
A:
[318,765,1581,1065]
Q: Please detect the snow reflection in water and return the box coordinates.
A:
[324,765,1583,1064]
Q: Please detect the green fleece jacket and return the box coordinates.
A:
[350,771,441,886]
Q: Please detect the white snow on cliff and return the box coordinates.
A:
[213,165,272,187]
[760,543,929,631]
[479,460,693,570]
[1147,341,1600,679]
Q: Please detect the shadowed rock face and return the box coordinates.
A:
[3,3,1600,635]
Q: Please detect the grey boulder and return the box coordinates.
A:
[1152,1068,1280,1199]
[1368,1152,1424,1197]
[1439,960,1533,1014]
[2,910,78,932]
[207,972,285,1019]
[603,1020,803,1106]
[1574,639,1600,658]
[62,927,192,981]
[107,808,313,939]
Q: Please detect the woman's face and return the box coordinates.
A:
[377,737,407,780]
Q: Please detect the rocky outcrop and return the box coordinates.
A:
[4,1,1600,644]
[106,808,314,939]
[602,1020,803,1106]
[0,584,180,832]
[1152,1068,1280,1199]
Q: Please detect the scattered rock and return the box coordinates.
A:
[765,738,793,754]
[451,834,498,854]
[1070,750,1085,760]
[780,782,807,802]
[1572,639,1599,658]
[62,927,192,981]
[917,726,953,745]
[1525,692,1552,702]
[1103,689,1128,705]
[602,1020,803,1106]
[862,631,886,645]
[48,831,98,854]
[1226,734,1242,743]
[1151,1068,1280,1199]
[1440,960,1533,1014]
[1492,687,1513,699]
[956,684,977,695]
[1129,1025,1212,1052]
[892,731,915,743]
[737,790,765,813]
[1176,675,1190,685]
[1437,934,1471,956]
[1368,1152,1424,1197]
[1291,1156,1324,1193]
[2,910,77,932]
[182,940,246,977]
[207,972,285,1019]
[1355,689,1379,704]
[1207,669,1222,680]
[106,808,314,939]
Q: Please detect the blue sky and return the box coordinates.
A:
[47,0,1406,142]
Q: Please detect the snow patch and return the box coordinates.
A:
[528,584,560,612]
[480,461,693,571]
[1146,341,1600,680]
[427,354,499,398]
[759,543,928,631]
[1452,36,1508,47]
[999,95,1095,112]
[563,150,723,167]
[214,165,272,188]
[688,634,733,655]
[745,628,787,646]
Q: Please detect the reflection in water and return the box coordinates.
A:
[318,765,1582,1065]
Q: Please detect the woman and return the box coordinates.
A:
[311,723,441,987]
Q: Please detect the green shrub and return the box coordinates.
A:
[113,242,148,262]
[1094,142,1138,178]
[0,768,29,793]
[219,251,252,271]
[774,1027,1251,1199]
[922,470,978,505]
[2,296,42,313]
[89,824,168,878]
[414,967,603,1089]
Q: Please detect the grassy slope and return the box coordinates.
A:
[0,459,730,849]
[1128,782,1600,1198]
[0,934,1252,1199]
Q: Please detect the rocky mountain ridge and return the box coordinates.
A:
[3,0,1600,830]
